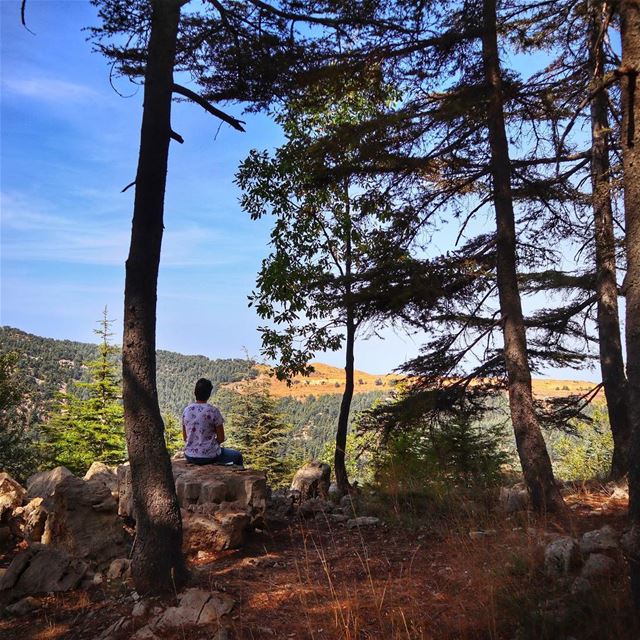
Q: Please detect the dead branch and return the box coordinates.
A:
[172,83,245,132]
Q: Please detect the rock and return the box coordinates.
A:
[93,572,104,585]
[131,626,159,640]
[118,461,267,528]
[298,498,334,519]
[132,600,150,617]
[107,558,131,581]
[346,516,380,529]
[571,576,592,596]
[580,553,616,579]
[499,484,529,513]
[197,591,236,623]
[5,595,40,616]
[544,537,580,577]
[325,513,349,524]
[328,483,341,501]
[12,497,49,543]
[116,463,133,519]
[610,486,629,500]
[339,494,359,515]
[42,475,130,567]
[579,525,619,554]
[84,462,118,495]
[469,530,497,540]
[0,472,26,518]
[290,461,331,501]
[0,543,87,600]
[26,466,74,500]
[155,588,234,631]
[266,490,295,526]
[183,505,251,552]
[99,616,131,639]
[214,628,230,640]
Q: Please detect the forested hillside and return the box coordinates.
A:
[0,328,388,456]
[0,327,256,423]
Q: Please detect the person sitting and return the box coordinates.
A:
[182,377,243,466]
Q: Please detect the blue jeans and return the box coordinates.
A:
[185,448,244,466]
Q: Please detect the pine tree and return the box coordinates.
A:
[221,381,294,487]
[45,309,125,474]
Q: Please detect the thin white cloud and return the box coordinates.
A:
[1,191,266,268]
[2,76,98,103]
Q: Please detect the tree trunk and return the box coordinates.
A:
[122,0,186,595]
[589,1,630,480]
[335,191,354,495]
[619,0,640,613]
[335,312,355,495]
[481,0,566,515]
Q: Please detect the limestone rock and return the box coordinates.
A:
[118,460,267,527]
[580,553,616,579]
[107,558,131,581]
[13,497,48,542]
[299,498,334,519]
[183,504,250,552]
[579,525,619,554]
[42,475,130,567]
[347,516,380,529]
[339,494,359,516]
[0,472,26,518]
[0,543,87,600]
[499,484,529,513]
[84,462,118,495]
[5,596,40,616]
[155,588,234,631]
[544,537,580,577]
[290,461,331,500]
[116,463,133,519]
[324,513,350,524]
[266,489,295,526]
[26,466,73,500]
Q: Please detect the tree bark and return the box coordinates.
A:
[589,1,629,480]
[335,191,354,495]
[122,0,186,595]
[481,0,566,515]
[619,0,640,613]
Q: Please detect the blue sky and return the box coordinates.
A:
[1,1,600,380]
[0,0,432,374]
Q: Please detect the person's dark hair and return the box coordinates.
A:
[194,378,213,402]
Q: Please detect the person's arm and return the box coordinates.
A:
[215,422,225,444]
[181,414,186,442]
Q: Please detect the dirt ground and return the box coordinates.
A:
[0,486,634,640]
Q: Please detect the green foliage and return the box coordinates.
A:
[215,382,298,487]
[319,430,376,486]
[0,352,43,482]
[358,389,510,492]
[163,413,184,457]
[0,325,256,426]
[550,407,613,481]
[235,81,397,382]
[277,391,386,460]
[43,310,126,474]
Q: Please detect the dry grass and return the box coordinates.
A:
[225,362,604,404]
[0,484,633,640]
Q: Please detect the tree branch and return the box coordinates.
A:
[172,83,246,132]
[170,129,184,144]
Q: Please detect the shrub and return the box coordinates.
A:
[550,407,613,481]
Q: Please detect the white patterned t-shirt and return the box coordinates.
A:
[182,402,223,459]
